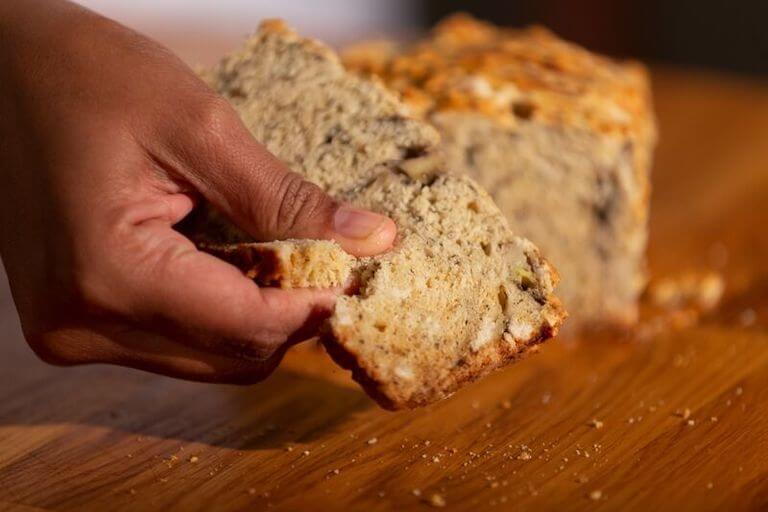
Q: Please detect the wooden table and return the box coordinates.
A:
[2,68,768,511]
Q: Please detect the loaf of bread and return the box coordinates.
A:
[343,14,657,326]
[200,20,566,409]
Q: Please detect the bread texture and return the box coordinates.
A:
[343,14,656,326]
[201,20,565,408]
[201,240,355,289]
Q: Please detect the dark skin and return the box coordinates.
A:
[0,1,396,383]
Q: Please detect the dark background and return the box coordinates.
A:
[422,0,768,76]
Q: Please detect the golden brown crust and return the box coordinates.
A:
[200,243,286,287]
[199,240,354,289]
[344,14,653,136]
[343,13,656,217]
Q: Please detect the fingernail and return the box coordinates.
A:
[333,206,388,240]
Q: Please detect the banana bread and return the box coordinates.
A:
[200,20,566,408]
[343,14,656,326]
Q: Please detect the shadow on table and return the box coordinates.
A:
[0,356,373,451]
[0,266,373,451]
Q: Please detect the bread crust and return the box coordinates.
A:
[201,243,283,286]
[322,301,562,410]
[200,240,354,289]
[343,12,655,218]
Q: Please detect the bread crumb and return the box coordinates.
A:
[740,309,756,327]
[588,490,602,501]
[189,456,199,464]
[367,437,378,445]
[517,451,532,461]
[710,416,718,422]
[328,469,340,477]
[285,446,294,452]
[428,493,447,507]
[432,456,441,463]
[412,489,422,497]
[588,419,604,429]
[302,450,310,456]
[500,399,512,409]
[674,408,691,420]
[687,419,695,426]
[648,271,724,311]
[736,386,743,396]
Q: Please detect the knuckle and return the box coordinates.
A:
[273,172,331,236]
[191,94,237,142]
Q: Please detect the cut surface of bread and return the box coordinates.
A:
[343,14,656,327]
[201,20,565,409]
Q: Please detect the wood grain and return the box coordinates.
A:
[1,68,768,511]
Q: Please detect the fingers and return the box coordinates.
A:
[147,95,396,257]
[31,322,290,385]
[30,210,330,381]
[98,217,340,359]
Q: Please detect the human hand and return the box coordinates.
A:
[0,1,396,383]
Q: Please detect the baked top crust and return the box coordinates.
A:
[343,14,655,141]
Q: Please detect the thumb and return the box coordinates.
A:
[165,97,396,257]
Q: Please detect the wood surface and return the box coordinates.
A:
[2,67,768,511]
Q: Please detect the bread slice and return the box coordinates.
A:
[201,240,355,289]
[343,14,656,327]
[200,20,565,409]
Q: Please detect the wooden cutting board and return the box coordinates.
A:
[1,68,768,511]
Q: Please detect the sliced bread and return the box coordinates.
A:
[200,20,566,409]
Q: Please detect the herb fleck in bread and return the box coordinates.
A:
[343,14,656,327]
[201,20,566,409]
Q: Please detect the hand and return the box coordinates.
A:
[0,1,396,383]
